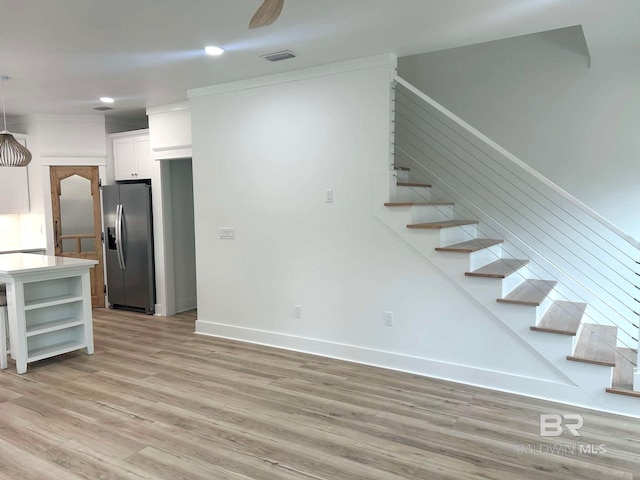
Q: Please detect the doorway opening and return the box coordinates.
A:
[162,158,197,314]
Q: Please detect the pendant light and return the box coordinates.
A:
[0,76,32,167]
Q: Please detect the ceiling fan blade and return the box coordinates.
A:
[249,0,285,29]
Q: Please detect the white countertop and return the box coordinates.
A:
[0,253,97,275]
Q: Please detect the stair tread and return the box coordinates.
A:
[385,202,454,207]
[465,259,529,279]
[435,238,504,253]
[497,279,557,306]
[531,301,586,336]
[393,166,410,171]
[567,324,617,367]
[407,220,479,229]
[397,182,431,188]
[606,388,640,399]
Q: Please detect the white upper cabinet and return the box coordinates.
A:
[0,135,30,214]
[112,130,151,181]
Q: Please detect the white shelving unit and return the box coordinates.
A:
[0,254,97,373]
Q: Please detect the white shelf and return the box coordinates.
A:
[2,255,95,374]
[26,318,85,337]
[27,341,86,363]
[24,294,84,311]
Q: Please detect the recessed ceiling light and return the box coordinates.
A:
[205,45,225,56]
[100,97,115,104]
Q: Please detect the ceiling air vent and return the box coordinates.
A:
[94,106,113,111]
[261,50,296,62]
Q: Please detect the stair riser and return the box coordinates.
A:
[435,244,512,274]
[469,245,503,271]
[493,302,539,330]
[501,269,530,298]
[378,207,446,253]
[380,207,423,236]
[411,205,453,224]
[535,295,555,324]
[459,276,519,314]
[404,229,443,253]
[564,360,614,393]
[391,185,431,203]
[526,330,576,360]
[440,224,477,246]
[574,322,584,348]
[432,251,477,279]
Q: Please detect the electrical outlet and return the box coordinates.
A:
[219,227,235,240]
[294,305,302,318]
[384,311,394,326]
[325,189,334,203]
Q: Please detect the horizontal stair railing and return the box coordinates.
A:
[392,75,640,385]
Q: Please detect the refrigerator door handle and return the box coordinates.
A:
[115,203,126,270]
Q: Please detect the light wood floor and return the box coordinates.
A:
[0,309,638,479]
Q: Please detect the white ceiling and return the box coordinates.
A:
[1,0,638,119]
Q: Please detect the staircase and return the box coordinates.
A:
[377,76,640,415]
[381,169,639,409]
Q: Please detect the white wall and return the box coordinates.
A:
[0,215,23,250]
[189,57,576,400]
[168,159,197,313]
[398,26,640,240]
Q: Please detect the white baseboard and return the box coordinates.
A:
[195,320,602,411]
[154,303,166,316]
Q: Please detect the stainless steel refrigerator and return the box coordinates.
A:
[102,181,155,314]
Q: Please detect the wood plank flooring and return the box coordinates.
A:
[0,308,639,479]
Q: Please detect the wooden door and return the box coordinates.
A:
[50,166,105,308]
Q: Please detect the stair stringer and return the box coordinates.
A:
[376,202,640,417]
